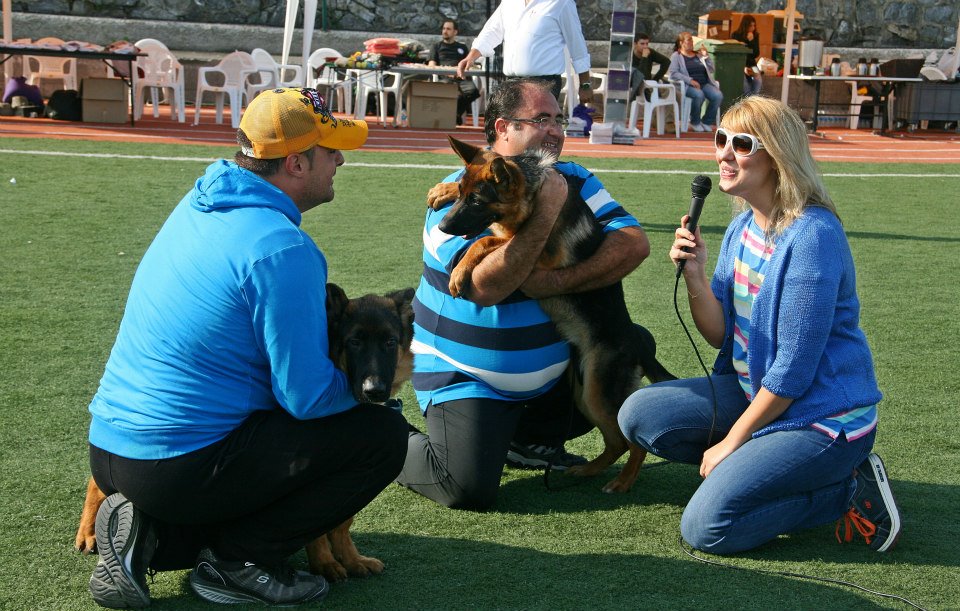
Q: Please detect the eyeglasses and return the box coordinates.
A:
[505,116,570,130]
[715,127,765,157]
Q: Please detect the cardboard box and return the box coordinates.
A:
[405,81,458,130]
[698,10,732,41]
[81,78,128,123]
[730,13,775,59]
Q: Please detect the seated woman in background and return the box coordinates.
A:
[618,96,901,555]
[668,31,723,132]
[732,15,763,96]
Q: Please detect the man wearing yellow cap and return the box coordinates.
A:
[85,89,408,607]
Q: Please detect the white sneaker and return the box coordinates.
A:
[690,123,706,132]
[703,124,716,131]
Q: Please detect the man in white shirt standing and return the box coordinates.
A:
[455,0,594,104]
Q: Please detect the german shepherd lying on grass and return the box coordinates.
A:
[427,136,674,493]
[76,283,414,583]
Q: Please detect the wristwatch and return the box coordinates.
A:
[580,82,592,90]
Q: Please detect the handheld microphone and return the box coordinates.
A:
[676,175,712,278]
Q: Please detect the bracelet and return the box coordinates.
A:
[579,82,592,90]
[687,288,701,299]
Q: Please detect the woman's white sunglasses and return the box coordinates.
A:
[715,128,765,156]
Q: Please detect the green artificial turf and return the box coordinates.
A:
[1,136,957,610]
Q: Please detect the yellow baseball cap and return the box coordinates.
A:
[239,88,368,159]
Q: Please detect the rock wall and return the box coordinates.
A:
[9,0,959,49]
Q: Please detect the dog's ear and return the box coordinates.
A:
[386,287,416,346]
[325,283,350,327]
[490,157,517,187]
[448,136,482,165]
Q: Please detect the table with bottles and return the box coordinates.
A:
[787,74,922,133]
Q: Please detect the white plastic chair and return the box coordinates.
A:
[307,48,352,113]
[133,38,186,122]
[672,80,709,133]
[628,80,680,138]
[193,51,263,128]
[846,81,894,130]
[25,37,77,91]
[589,70,608,110]
[353,69,404,127]
[251,48,303,88]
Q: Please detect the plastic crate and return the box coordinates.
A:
[895,82,960,123]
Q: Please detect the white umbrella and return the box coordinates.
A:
[281,0,317,87]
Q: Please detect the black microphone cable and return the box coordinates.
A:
[677,534,928,610]
[672,272,718,449]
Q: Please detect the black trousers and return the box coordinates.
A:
[455,79,481,117]
[90,404,408,570]
[395,377,592,511]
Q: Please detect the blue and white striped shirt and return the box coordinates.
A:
[411,161,640,410]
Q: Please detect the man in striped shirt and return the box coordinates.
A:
[396,78,650,510]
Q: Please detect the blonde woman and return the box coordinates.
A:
[619,96,900,554]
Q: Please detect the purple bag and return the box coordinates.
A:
[3,76,44,107]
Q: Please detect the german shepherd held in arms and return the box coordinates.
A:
[76,283,415,583]
[427,136,674,493]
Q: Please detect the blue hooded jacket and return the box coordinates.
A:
[89,160,356,460]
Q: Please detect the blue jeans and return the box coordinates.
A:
[686,82,723,126]
[618,374,875,554]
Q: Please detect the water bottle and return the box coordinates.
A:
[868,58,880,76]
[399,107,408,128]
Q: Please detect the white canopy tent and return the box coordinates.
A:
[281,0,317,86]
[779,0,798,104]
[2,0,12,82]
[2,0,11,43]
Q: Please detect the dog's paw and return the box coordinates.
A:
[427,182,460,209]
[312,558,350,583]
[75,532,97,555]
[448,266,472,299]
[601,477,634,494]
[344,554,385,578]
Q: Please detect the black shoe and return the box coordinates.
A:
[836,453,902,552]
[189,547,329,606]
[89,493,156,609]
[505,442,588,471]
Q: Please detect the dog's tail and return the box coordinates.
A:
[632,324,677,383]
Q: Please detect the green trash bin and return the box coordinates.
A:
[698,40,753,116]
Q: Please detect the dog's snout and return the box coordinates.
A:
[361,377,390,403]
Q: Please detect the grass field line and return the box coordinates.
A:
[1,148,958,178]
